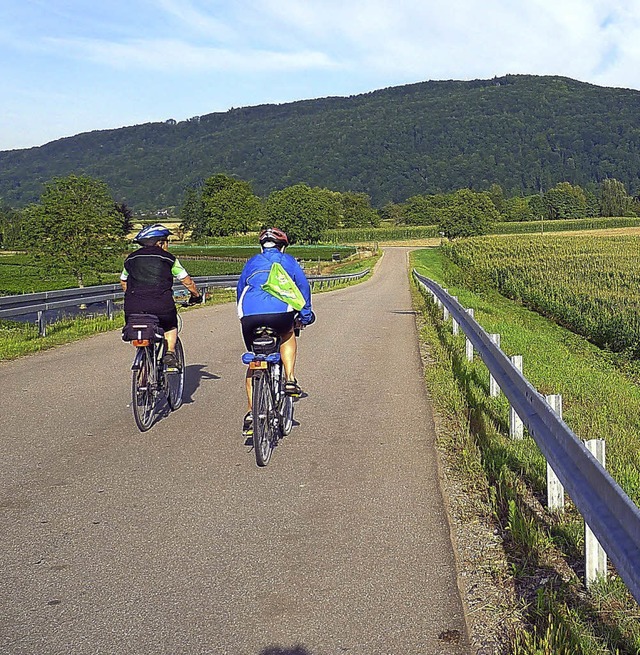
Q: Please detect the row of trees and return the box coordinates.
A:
[2,172,638,262]
[180,175,639,240]
[180,174,380,243]
[386,178,638,228]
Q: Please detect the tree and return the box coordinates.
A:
[404,193,454,225]
[488,183,505,213]
[0,203,23,248]
[501,196,533,222]
[600,178,633,217]
[114,201,134,236]
[543,182,587,219]
[179,185,206,239]
[201,173,262,236]
[21,174,126,287]
[264,183,333,243]
[438,189,499,238]
[380,202,406,225]
[339,191,380,228]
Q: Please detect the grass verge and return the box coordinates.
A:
[0,288,236,362]
[411,247,640,654]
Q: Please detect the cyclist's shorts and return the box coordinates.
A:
[125,309,178,333]
[240,312,295,350]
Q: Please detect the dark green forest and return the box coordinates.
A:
[2,74,640,210]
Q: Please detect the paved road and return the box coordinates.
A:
[0,248,469,655]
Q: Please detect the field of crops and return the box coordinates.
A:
[443,233,640,357]
[0,244,359,295]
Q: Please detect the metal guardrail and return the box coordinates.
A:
[0,270,370,328]
[413,270,640,604]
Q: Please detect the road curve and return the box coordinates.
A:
[0,247,469,655]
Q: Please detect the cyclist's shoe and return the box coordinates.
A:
[163,351,179,372]
[285,378,302,397]
[242,412,253,436]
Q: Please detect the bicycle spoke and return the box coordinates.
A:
[132,347,157,431]
[166,338,185,411]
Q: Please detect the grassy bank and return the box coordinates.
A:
[411,247,640,654]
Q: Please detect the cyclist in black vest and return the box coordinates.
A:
[120,224,202,369]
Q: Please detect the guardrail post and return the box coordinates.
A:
[584,439,608,588]
[37,310,46,337]
[442,289,449,320]
[489,334,501,396]
[106,299,114,320]
[451,296,459,335]
[509,355,524,439]
[465,308,474,361]
[545,394,565,512]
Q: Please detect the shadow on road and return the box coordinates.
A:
[183,364,220,404]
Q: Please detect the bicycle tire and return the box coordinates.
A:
[252,372,276,466]
[280,394,294,436]
[166,337,185,411]
[132,346,156,431]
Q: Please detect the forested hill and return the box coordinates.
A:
[2,74,640,210]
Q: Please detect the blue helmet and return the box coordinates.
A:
[134,223,172,244]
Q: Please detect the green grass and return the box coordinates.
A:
[0,288,236,361]
[411,246,640,654]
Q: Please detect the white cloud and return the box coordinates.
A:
[45,36,338,73]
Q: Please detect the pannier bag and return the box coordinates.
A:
[122,314,163,347]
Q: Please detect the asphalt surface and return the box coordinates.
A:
[0,247,470,655]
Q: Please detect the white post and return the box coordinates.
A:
[37,310,46,337]
[509,355,524,439]
[465,308,474,361]
[452,296,459,335]
[489,334,501,397]
[106,299,114,320]
[584,439,607,588]
[546,394,565,512]
[443,305,449,321]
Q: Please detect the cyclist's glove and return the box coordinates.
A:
[188,293,203,305]
[301,311,316,326]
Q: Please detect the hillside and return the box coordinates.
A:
[2,74,640,210]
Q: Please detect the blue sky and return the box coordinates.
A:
[1,0,639,151]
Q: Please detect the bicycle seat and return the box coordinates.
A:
[251,326,280,355]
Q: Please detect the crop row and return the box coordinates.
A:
[443,234,640,356]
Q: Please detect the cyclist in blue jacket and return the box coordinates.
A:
[237,227,315,435]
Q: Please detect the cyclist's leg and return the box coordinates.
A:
[164,327,178,352]
[280,328,297,382]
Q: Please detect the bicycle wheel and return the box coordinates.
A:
[252,372,276,467]
[279,394,294,436]
[132,346,157,431]
[166,337,185,411]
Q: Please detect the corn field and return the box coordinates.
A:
[443,234,640,357]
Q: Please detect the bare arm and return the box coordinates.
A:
[181,275,200,297]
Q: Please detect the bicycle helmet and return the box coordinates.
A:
[134,223,172,244]
[259,227,289,249]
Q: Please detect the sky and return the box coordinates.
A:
[1,0,640,152]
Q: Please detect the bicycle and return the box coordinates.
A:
[242,326,294,466]
[124,312,186,432]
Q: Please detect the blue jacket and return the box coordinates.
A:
[236,248,313,323]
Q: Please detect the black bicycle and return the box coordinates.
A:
[242,327,294,466]
[124,313,185,431]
